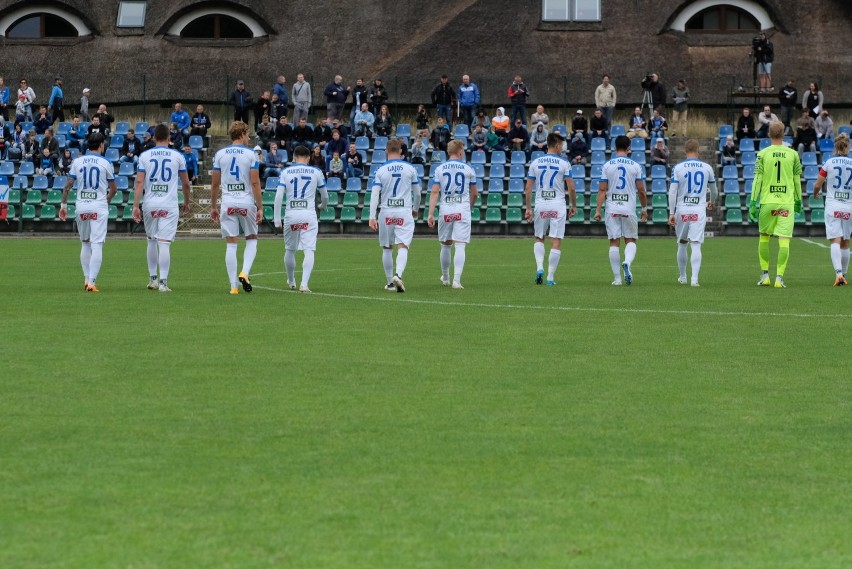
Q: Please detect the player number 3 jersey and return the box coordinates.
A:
[527,154,572,212]
[138,148,187,210]
[213,145,258,206]
[820,155,852,211]
[601,156,643,215]
[69,154,114,212]
[431,159,477,214]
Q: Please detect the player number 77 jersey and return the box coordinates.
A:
[669,159,716,212]
[212,145,258,206]
[527,154,572,211]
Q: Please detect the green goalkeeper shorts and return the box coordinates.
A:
[758,205,794,238]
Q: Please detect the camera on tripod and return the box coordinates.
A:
[640,73,654,91]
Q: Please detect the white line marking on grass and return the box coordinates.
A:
[252,285,841,319]
[801,238,830,249]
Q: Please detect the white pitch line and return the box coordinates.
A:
[252,285,842,319]
[800,238,830,249]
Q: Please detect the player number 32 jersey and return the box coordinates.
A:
[820,155,852,211]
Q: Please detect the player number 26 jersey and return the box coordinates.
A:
[527,154,572,211]
[138,148,187,209]
[431,160,476,214]
[820,156,852,211]
[669,159,716,211]
[213,145,258,206]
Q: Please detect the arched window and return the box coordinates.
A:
[181,14,251,39]
[686,5,759,31]
[0,6,90,38]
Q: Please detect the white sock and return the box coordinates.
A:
[453,243,466,284]
[440,244,451,278]
[396,247,409,277]
[534,241,545,271]
[382,248,394,283]
[830,243,842,273]
[241,239,258,276]
[624,242,637,265]
[677,242,688,279]
[842,248,850,274]
[226,243,239,288]
[146,238,158,279]
[301,250,315,288]
[80,242,92,282]
[88,242,103,284]
[547,249,561,281]
[609,246,621,280]
[690,242,702,283]
[158,241,171,282]
[285,249,297,285]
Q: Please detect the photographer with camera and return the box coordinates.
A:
[751,31,774,93]
[640,73,666,113]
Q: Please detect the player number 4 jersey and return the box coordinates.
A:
[431,159,476,214]
[69,154,114,212]
[601,156,643,215]
[138,148,187,209]
[527,154,572,211]
[213,145,258,206]
[669,159,716,212]
[820,156,852,211]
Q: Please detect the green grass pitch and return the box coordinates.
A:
[2,235,850,569]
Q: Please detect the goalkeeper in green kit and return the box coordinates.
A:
[749,121,803,288]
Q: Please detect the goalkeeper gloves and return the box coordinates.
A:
[794,199,803,214]
[748,201,759,222]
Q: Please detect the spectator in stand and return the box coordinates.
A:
[291,73,312,124]
[120,128,140,166]
[11,122,25,154]
[778,79,797,133]
[349,78,369,128]
[594,74,616,130]
[229,80,253,124]
[530,104,549,126]
[430,117,451,152]
[815,110,833,140]
[67,117,86,149]
[191,104,212,139]
[94,104,114,135]
[507,75,530,125]
[255,90,272,128]
[508,118,529,154]
[292,117,314,149]
[182,143,199,184]
[23,129,38,163]
[80,88,91,121]
[324,75,349,120]
[353,103,375,138]
[648,73,666,112]
[272,75,289,111]
[327,151,345,181]
[469,123,487,154]
[169,123,183,149]
[324,129,348,171]
[331,118,348,141]
[571,109,588,142]
[264,142,286,181]
[344,143,364,178]
[803,82,823,119]
[270,93,287,122]
[736,107,755,140]
[670,79,689,137]
[626,107,648,139]
[458,74,480,128]
[14,93,28,123]
[752,31,774,92]
[275,115,293,153]
[59,148,73,175]
[170,103,191,143]
[256,114,275,150]
[650,108,668,139]
[17,79,35,121]
[374,105,393,137]
[794,120,817,158]
[410,133,428,164]
[34,106,52,134]
[797,109,815,130]
[756,105,778,138]
[314,118,333,152]
[47,77,65,123]
[308,145,325,171]
[721,135,737,165]
[0,130,7,160]
[568,132,589,165]
[140,131,155,153]
[0,76,9,121]
[529,122,548,154]
[397,136,409,161]
[471,108,491,132]
[253,145,267,179]
[492,107,510,139]
[369,79,388,116]
[431,75,455,127]
[590,108,608,145]
[87,116,107,141]
[40,128,59,160]
[415,104,430,131]
[36,147,57,179]
[651,138,669,166]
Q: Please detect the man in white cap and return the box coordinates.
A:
[80,88,91,121]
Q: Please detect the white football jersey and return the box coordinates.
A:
[527,153,572,212]
[275,164,326,222]
[213,145,258,206]
[600,155,643,215]
[69,154,114,213]
[820,156,852,211]
[370,159,420,216]
[138,147,187,210]
[430,159,477,214]
[668,158,716,213]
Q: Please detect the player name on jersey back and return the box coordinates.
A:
[821,156,852,209]
[374,160,419,210]
[214,145,258,205]
[528,154,572,209]
[432,160,476,213]
[139,148,186,208]
[671,159,715,211]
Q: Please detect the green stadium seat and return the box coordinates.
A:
[485,208,502,223]
[111,191,125,205]
[6,204,16,219]
[575,193,586,208]
[652,208,669,223]
[507,193,524,208]
[360,208,372,222]
[340,207,357,222]
[67,191,76,205]
[26,190,42,205]
[262,192,275,206]
[39,204,57,220]
[506,208,522,223]
[343,192,360,206]
[809,196,824,209]
[726,209,743,223]
[46,189,63,205]
[22,204,36,219]
[724,195,742,208]
[320,207,336,221]
[364,192,372,205]
[66,204,75,219]
[651,194,668,208]
[8,189,21,204]
[473,195,481,207]
[486,193,503,207]
[570,209,585,223]
[326,191,339,207]
[794,210,805,224]
[810,209,824,223]
[108,205,118,220]
[263,206,273,220]
[470,208,481,222]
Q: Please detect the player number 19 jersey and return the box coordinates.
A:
[820,156,852,212]
[601,156,643,215]
[431,159,476,214]
[213,145,258,206]
[527,154,572,212]
[138,148,187,210]
[669,159,716,212]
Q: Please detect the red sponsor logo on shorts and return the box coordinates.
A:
[385,217,404,226]
[540,211,558,219]
[151,210,169,219]
[78,212,98,221]
[610,213,629,218]
[443,213,462,222]
[681,214,699,222]
[833,211,851,220]
[290,223,309,231]
[770,209,789,217]
[227,207,248,216]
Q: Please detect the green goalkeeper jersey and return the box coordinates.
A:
[750,144,802,206]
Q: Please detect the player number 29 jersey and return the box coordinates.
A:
[669,159,716,212]
[601,156,643,215]
[138,148,187,210]
[431,159,476,214]
[69,154,114,213]
[371,159,420,212]
[820,156,852,211]
[527,154,572,212]
[275,165,326,221]
[213,145,258,206]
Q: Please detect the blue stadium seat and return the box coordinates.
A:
[819,138,834,153]
[472,163,485,178]
[743,165,755,180]
[109,134,124,149]
[801,152,817,166]
[651,179,667,193]
[551,124,568,137]
[804,165,819,180]
[739,138,755,152]
[508,178,525,193]
[489,164,505,179]
[372,150,387,164]
[651,165,667,179]
[488,178,504,193]
[20,121,33,132]
[571,164,585,179]
[264,177,278,190]
[590,165,603,179]
[723,179,740,194]
[189,135,204,150]
[118,162,136,177]
[756,138,769,150]
[491,151,506,164]
[744,179,753,195]
[431,150,447,163]
[56,122,72,135]
[591,151,606,165]
[105,148,120,163]
[413,163,425,178]
[55,134,67,149]
[114,122,130,136]
[630,138,646,151]
[783,136,793,147]
[325,177,342,191]
[115,176,129,190]
[722,165,739,180]
[135,122,149,134]
[630,151,645,164]
[530,150,545,162]
[740,151,756,165]
[0,162,15,176]
[471,151,486,164]
[346,177,361,191]
[805,180,816,196]
[453,124,469,138]
[52,175,67,189]
[610,125,626,137]
[13,176,28,188]
[573,177,585,191]
[509,164,525,178]
[510,151,526,164]
[822,152,833,161]
[32,175,49,190]
[373,136,388,150]
[395,124,411,138]
[355,136,370,151]
[718,124,734,138]
[18,161,35,176]
[590,138,606,151]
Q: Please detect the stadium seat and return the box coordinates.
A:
[630,152,645,165]
[261,192,275,206]
[453,124,470,138]
[570,209,584,223]
[508,178,524,193]
[113,122,130,136]
[373,136,388,150]
[18,161,35,176]
[471,163,485,179]
[551,124,568,137]
[590,165,603,180]
[343,192,360,206]
[819,139,834,153]
[326,190,340,207]
[486,192,503,207]
[630,138,646,151]
[413,164,425,178]
[264,177,279,190]
[472,194,481,208]
[360,207,373,222]
[724,194,742,208]
[809,195,824,209]
[740,152,756,165]
[38,204,57,220]
[739,138,755,152]
[189,135,204,150]
[510,151,526,164]
[506,193,523,208]
[325,177,342,191]
[339,207,356,222]
[489,164,505,179]
[718,125,734,138]
[25,189,42,204]
[21,204,36,219]
[810,209,825,223]
[395,124,411,138]
[431,150,447,163]
[571,164,585,179]
[487,178,504,193]
[372,150,387,164]
[46,189,63,204]
[471,151,486,164]
[344,178,361,192]
[758,138,770,150]
[652,208,668,223]
[591,151,606,165]
[804,166,819,180]
[355,137,370,151]
[651,165,667,179]
[13,176,28,189]
[485,208,502,223]
[56,122,72,135]
[8,189,21,204]
[651,194,668,208]
[610,125,626,137]
[509,164,525,179]
[118,162,136,177]
[651,179,667,193]
[575,193,586,207]
[839,126,852,138]
[110,190,125,205]
[6,204,16,219]
[105,148,120,163]
[726,209,743,223]
[506,208,522,223]
[0,162,15,176]
[590,138,606,151]
[470,207,481,222]
[794,209,805,223]
[722,165,738,180]
[530,150,545,162]
[491,151,506,164]
[109,134,124,149]
[108,205,118,220]
[135,122,149,134]
[116,176,129,190]
[33,176,49,190]
[801,152,817,166]
[574,178,585,191]
[743,165,755,180]
[320,207,336,222]
[744,179,753,195]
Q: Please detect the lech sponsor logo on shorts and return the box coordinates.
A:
[289,200,308,209]
[443,213,462,222]
[386,198,405,207]
[541,190,557,199]
[611,193,629,202]
[227,183,246,192]
[79,191,97,200]
[290,223,309,231]
[770,209,789,217]
[227,207,248,216]
[151,184,168,193]
[385,217,404,226]
[681,213,699,222]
